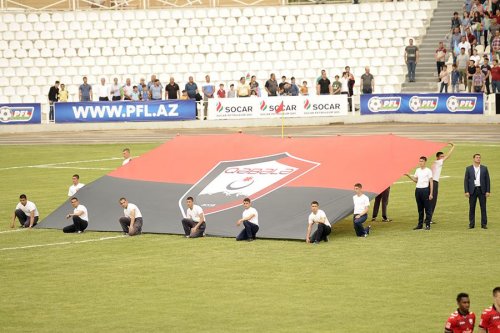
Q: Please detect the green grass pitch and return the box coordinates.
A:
[0,142,498,332]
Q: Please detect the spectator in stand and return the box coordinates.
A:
[345,66,355,101]
[467,60,477,92]
[278,76,288,95]
[450,27,462,63]
[180,90,189,100]
[290,77,299,96]
[265,73,278,96]
[137,78,146,91]
[300,81,309,95]
[79,76,92,102]
[451,64,461,93]
[464,0,472,13]
[282,83,293,96]
[481,55,492,94]
[217,83,226,98]
[316,71,331,95]
[436,42,447,79]
[250,90,258,97]
[96,77,110,101]
[48,80,59,122]
[461,11,472,34]
[111,77,122,101]
[405,39,419,82]
[471,12,483,45]
[472,65,486,92]
[451,12,461,31]
[202,75,215,119]
[493,0,500,15]
[165,77,180,100]
[360,67,375,94]
[466,26,478,49]
[150,79,162,100]
[58,83,68,102]
[340,72,350,106]
[457,47,470,89]
[483,12,491,47]
[237,77,250,97]
[249,75,259,96]
[470,48,482,65]
[141,84,150,101]
[185,76,198,100]
[471,0,484,17]
[147,74,157,91]
[491,59,500,92]
[122,78,133,100]
[131,85,141,101]
[458,35,472,56]
[228,84,236,98]
[492,30,500,59]
[439,65,450,93]
[332,75,341,94]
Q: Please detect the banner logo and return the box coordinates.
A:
[367,97,401,112]
[409,96,438,112]
[446,96,477,112]
[216,101,223,113]
[0,106,34,123]
[304,99,311,110]
[179,153,320,215]
[260,100,267,112]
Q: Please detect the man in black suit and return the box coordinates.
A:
[464,154,491,229]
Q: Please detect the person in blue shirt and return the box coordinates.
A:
[185,76,199,100]
[290,77,299,96]
[150,80,163,100]
[79,76,93,102]
[451,64,460,93]
[202,75,215,120]
[141,84,150,101]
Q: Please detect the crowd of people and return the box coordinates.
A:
[435,0,500,93]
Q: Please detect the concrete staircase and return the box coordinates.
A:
[401,0,464,93]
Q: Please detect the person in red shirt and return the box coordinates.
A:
[445,292,476,333]
[217,83,226,98]
[479,287,500,333]
[491,59,500,93]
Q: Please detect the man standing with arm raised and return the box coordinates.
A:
[430,142,455,223]
[405,156,433,230]
[464,153,491,229]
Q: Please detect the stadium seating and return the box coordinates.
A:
[0,1,434,103]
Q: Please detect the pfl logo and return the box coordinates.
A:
[408,96,438,112]
[0,106,34,123]
[367,97,401,112]
[446,96,477,112]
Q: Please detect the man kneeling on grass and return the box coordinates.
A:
[118,197,143,236]
[353,183,371,237]
[181,196,206,238]
[236,198,259,241]
[64,197,89,233]
[11,194,39,229]
[305,201,331,244]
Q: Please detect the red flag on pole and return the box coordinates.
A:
[276,101,284,113]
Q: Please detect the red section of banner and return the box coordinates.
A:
[108,134,446,193]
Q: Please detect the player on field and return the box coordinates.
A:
[445,292,475,333]
[478,287,500,333]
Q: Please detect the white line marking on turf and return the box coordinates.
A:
[0,229,27,234]
[394,175,450,185]
[0,235,125,251]
[0,157,121,171]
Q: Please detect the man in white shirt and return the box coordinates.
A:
[63,197,89,233]
[68,174,85,197]
[118,197,143,236]
[236,198,259,241]
[430,142,455,222]
[96,77,111,101]
[122,148,132,165]
[353,183,371,237]
[11,194,39,228]
[181,196,206,238]
[305,201,331,244]
[122,78,133,100]
[405,156,434,230]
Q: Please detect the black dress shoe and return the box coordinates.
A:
[413,226,423,230]
[468,226,475,229]
[481,225,488,229]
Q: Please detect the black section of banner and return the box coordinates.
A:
[39,176,375,240]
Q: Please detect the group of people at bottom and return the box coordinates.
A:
[10,182,374,243]
[444,288,500,333]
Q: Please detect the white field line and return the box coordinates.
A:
[0,235,126,251]
[0,157,121,171]
[0,229,27,234]
[394,175,450,185]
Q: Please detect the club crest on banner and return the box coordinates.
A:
[179,153,320,216]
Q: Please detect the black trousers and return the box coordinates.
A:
[99,97,109,101]
[469,187,487,227]
[15,209,39,227]
[310,223,331,243]
[430,180,439,217]
[181,218,206,238]
[236,221,259,240]
[415,187,432,228]
[49,103,55,121]
[436,61,445,76]
[119,217,143,235]
[112,96,121,101]
[63,216,88,233]
[372,187,390,219]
